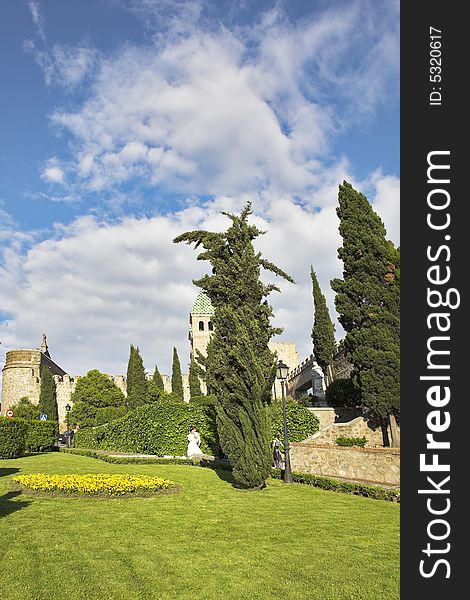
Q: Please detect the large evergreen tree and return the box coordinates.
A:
[331,182,400,446]
[70,369,126,427]
[189,358,202,399]
[152,364,165,390]
[310,266,336,385]
[171,347,184,401]
[126,345,148,409]
[38,365,58,421]
[174,203,294,488]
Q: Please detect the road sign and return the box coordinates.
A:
[40,414,47,421]
[5,409,14,418]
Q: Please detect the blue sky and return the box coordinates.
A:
[0,0,399,379]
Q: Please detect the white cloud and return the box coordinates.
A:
[31,44,98,89]
[0,170,398,379]
[43,1,398,199]
[28,0,46,41]
[370,171,400,245]
[42,165,65,185]
[26,0,97,89]
[4,1,399,382]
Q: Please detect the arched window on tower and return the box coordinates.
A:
[199,321,205,331]
[208,321,214,331]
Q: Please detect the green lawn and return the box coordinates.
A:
[0,453,399,600]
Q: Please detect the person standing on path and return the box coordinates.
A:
[272,432,284,469]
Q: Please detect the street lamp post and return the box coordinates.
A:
[65,403,71,427]
[65,404,71,448]
[276,360,293,484]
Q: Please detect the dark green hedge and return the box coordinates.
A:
[270,402,319,442]
[74,401,319,457]
[75,402,220,456]
[0,417,27,458]
[0,417,58,458]
[271,469,400,502]
[20,419,58,452]
[336,436,367,447]
[60,447,232,470]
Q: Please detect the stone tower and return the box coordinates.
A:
[189,290,215,361]
[187,290,298,398]
[1,335,67,416]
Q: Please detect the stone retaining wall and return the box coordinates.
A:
[307,407,362,430]
[290,442,400,486]
[305,412,400,448]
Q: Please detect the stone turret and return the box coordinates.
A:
[1,336,67,417]
[189,290,215,361]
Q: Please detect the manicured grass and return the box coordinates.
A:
[0,453,399,599]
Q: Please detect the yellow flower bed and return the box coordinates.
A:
[13,473,176,496]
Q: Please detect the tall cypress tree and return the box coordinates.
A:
[189,358,202,399]
[152,364,165,390]
[174,203,294,488]
[331,182,400,446]
[171,347,184,401]
[126,345,148,408]
[310,266,336,385]
[38,365,58,421]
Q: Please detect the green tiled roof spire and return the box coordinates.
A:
[191,290,215,315]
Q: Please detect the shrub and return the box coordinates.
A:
[8,397,40,420]
[336,436,367,447]
[270,402,319,442]
[296,394,315,407]
[13,473,176,496]
[19,419,58,452]
[94,406,127,426]
[189,394,217,406]
[0,418,58,458]
[325,378,361,407]
[75,402,220,456]
[0,417,27,458]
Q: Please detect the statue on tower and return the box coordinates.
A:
[311,360,327,405]
[41,333,50,358]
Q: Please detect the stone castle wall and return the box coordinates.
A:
[1,347,191,425]
[268,341,299,399]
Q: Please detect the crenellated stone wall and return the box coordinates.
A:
[290,442,400,486]
[1,346,192,426]
[54,374,77,427]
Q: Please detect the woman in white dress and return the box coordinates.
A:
[187,427,203,457]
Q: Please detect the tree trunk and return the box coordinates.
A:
[389,414,400,447]
[381,418,390,447]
